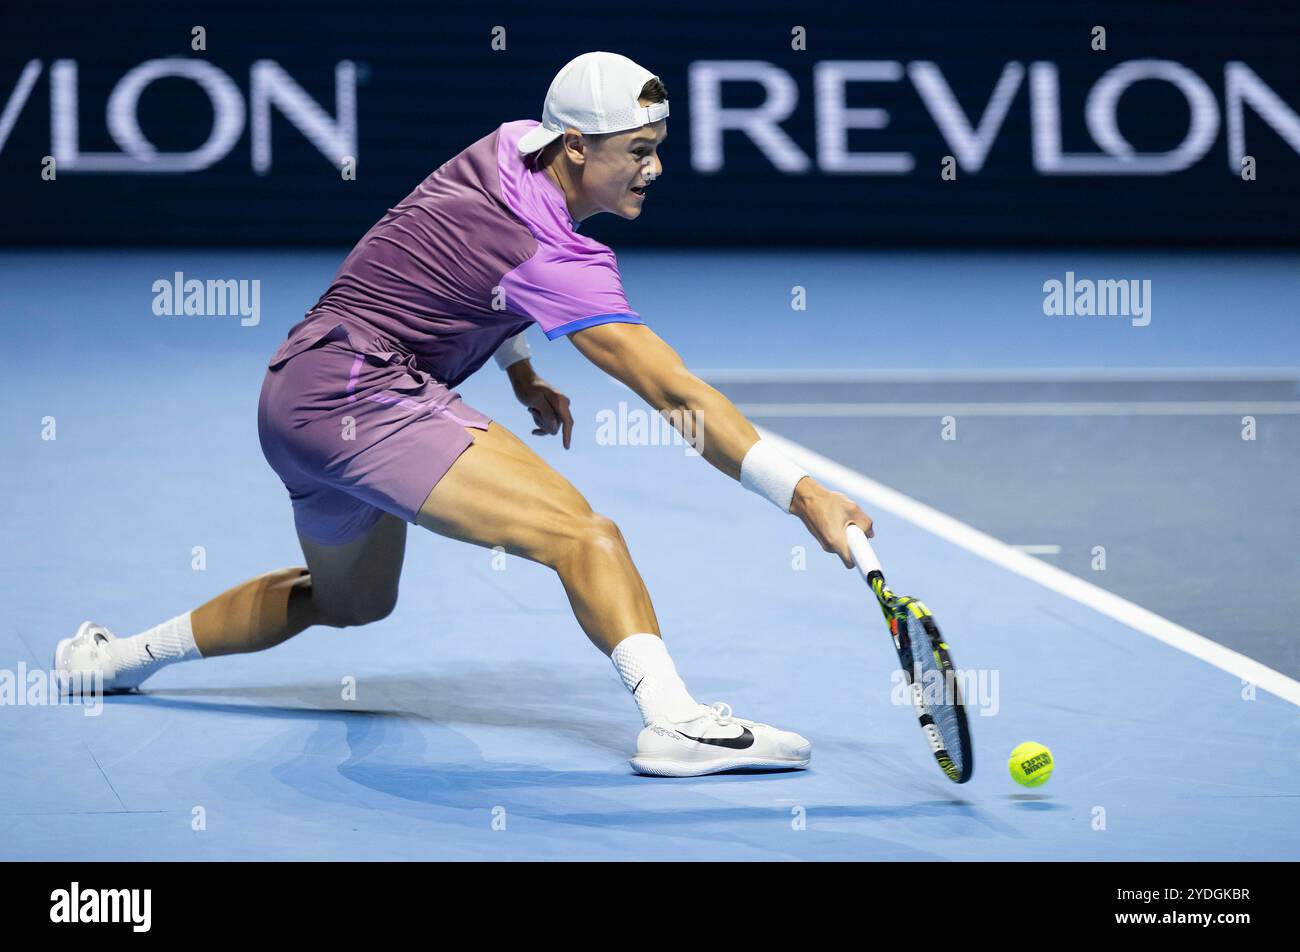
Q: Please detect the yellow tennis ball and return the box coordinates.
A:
[1008,742,1054,787]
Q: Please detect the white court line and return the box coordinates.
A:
[738,401,1300,417]
[703,367,1300,384]
[759,427,1300,708]
[1013,545,1062,555]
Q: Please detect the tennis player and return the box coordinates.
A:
[57,52,874,777]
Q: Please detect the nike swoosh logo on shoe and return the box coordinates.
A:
[677,727,755,750]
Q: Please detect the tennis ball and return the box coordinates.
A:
[1008,742,1054,787]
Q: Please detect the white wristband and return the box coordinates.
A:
[740,439,809,513]
[493,331,532,370]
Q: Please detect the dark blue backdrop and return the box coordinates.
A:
[3,0,1298,246]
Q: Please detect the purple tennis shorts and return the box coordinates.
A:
[257,321,491,545]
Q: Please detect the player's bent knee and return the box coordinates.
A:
[550,512,626,568]
[588,513,626,549]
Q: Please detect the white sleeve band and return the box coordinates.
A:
[739,439,809,513]
[493,331,532,370]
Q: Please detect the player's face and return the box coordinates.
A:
[583,117,667,220]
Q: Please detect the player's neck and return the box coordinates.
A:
[543,161,595,226]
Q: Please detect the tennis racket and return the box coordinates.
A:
[846,524,974,783]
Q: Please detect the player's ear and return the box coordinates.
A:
[562,129,588,166]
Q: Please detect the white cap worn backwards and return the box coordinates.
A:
[517,51,670,156]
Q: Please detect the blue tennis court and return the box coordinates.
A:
[3,248,1297,860]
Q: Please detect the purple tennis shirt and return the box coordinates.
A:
[269,120,644,387]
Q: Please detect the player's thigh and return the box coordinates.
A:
[416,420,601,563]
[298,512,407,624]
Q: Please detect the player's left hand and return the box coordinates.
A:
[509,363,574,448]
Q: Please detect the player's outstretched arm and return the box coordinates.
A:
[570,322,873,566]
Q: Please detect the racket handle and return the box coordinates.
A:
[846,523,881,580]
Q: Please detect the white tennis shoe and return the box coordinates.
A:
[630,702,811,777]
[53,621,129,694]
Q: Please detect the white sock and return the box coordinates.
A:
[111,613,203,688]
[611,633,702,725]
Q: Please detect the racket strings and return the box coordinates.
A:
[872,573,972,782]
[902,611,967,778]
